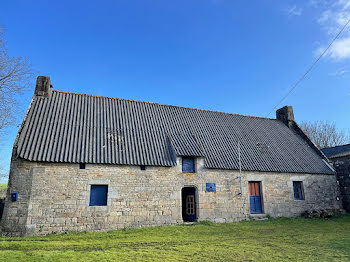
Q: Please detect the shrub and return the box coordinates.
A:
[301,209,341,219]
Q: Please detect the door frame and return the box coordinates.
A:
[248,181,264,214]
[181,186,199,222]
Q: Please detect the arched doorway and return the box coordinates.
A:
[182,187,197,222]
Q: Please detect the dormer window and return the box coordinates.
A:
[182,156,195,173]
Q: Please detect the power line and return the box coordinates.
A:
[266,18,350,117]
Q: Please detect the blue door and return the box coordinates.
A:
[249,182,263,214]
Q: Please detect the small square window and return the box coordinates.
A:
[293,181,304,200]
[89,185,108,206]
[79,163,86,169]
[182,156,195,173]
[140,165,146,171]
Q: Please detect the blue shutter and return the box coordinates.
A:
[293,182,298,199]
[89,185,108,206]
[182,157,195,173]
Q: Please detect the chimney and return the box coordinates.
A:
[34,76,52,97]
[276,106,294,127]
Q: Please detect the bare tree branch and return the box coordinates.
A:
[300,120,350,148]
[0,31,34,132]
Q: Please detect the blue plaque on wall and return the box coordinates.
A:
[206,183,216,192]
[11,192,18,201]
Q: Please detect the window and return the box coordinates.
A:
[79,163,86,169]
[293,181,304,200]
[140,165,146,171]
[182,156,195,173]
[186,195,195,215]
[89,185,108,206]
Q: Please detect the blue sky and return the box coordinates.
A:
[0,0,349,180]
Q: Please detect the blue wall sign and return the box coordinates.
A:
[11,192,18,201]
[206,183,216,192]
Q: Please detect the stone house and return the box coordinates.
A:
[322,144,350,212]
[0,76,341,236]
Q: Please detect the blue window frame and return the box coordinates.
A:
[293,181,304,200]
[182,156,195,173]
[89,185,108,206]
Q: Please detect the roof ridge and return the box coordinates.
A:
[51,90,276,121]
[322,143,350,149]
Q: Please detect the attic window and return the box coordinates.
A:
[79,163,86,169]
[256,143,269,153]
[140,165,146,171]
[182,156,195,173]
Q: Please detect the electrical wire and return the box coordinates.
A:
[266,18,350,117]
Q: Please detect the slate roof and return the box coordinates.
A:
[322,144,350,159]
[14,90,334,174]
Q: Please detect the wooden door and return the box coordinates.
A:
[249,182,263,214]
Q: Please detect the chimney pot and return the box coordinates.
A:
[276,106,294,127]
[35,76,52,97]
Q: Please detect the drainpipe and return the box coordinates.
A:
[238,141,242,195]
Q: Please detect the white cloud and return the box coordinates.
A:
[286,5,303,17]
[337,0,350,10]
[317,10,331,24]
[330,68,349,76]
[309,0,334,8]
[309,0,320,7]
[328,37,350,60]
[314,0,350,61]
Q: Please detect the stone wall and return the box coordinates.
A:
[1,157,341,236]
[331,156,350,212]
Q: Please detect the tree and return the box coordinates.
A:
[300,120,350,148]
[0,30,33,181]
[0,31,34,132]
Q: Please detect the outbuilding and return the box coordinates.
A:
[322,144,350,212]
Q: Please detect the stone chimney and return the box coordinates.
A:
[34,76,52,97]
[276,106,294,127]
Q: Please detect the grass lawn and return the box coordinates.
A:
[0,183,7,189]
[0,215,349,261]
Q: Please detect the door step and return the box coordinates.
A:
[250,214,268,221]
[183,222,195,225]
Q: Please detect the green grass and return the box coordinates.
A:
[0,183,7,189]
[0,215,350,261]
